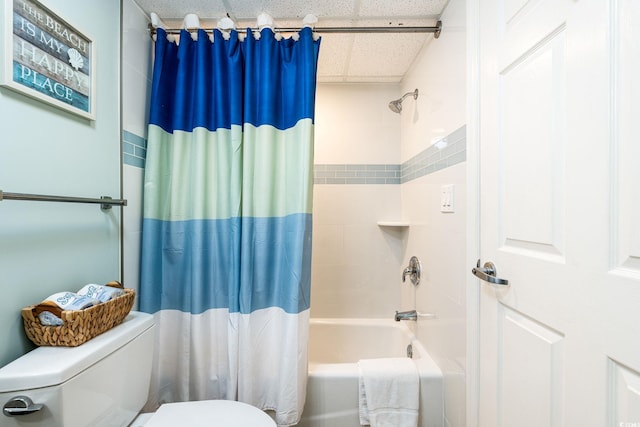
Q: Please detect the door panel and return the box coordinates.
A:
[476,0,640,426]
[500,30,565,258]
[609,360,640,425]
[614,0,640,275]
[501,0,571,70]
[499,305,564,427]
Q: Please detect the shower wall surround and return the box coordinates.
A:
[303,0,467,425]
[311,83,403,318]
[314,125,466,185]
[400,1,467,426]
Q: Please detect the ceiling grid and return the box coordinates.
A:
[134,0,448,82]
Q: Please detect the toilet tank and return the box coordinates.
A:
[0,311,155,427]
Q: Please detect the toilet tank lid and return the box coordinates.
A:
[0,311,154,393]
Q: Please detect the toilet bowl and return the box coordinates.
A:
[0,312,276,427]
[142,400,275,426]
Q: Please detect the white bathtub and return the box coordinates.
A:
[297,318,444,427]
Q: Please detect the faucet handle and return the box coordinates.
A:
[402,256,421,285]
[402,267,413,282]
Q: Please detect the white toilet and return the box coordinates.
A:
[0,311,276,427]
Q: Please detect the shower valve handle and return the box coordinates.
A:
[401,256,421,285]
[402,267,414,282]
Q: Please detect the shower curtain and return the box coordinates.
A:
[140,26,320,427]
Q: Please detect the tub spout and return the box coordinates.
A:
[395,310,417,321]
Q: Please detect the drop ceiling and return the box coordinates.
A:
[132,0,449,82]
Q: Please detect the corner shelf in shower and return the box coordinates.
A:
[376,221,410,228]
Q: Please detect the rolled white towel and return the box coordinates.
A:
[77,284,124,303]
[33,291,101,324]
[45,291,101,311]
[38,311,63,326]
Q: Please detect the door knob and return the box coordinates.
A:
[472,259,509,285]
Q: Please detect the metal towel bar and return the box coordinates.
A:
[0,190,127,211]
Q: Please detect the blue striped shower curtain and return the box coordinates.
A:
[140,27,320,427]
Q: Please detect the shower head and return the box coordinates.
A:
[388,89,419,113]
[388,99,403,114]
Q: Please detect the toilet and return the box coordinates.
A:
[0,311,276,427]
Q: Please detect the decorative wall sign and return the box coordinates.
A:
[1,0,95,119]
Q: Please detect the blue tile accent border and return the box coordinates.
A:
[315,125,466,185]
[314,164,401,185]
[401,125,466,183]
[123,130,147,168]
[123,125,466,181]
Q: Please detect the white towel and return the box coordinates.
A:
[358,357,419,427]
[77,284,124,302]
[44,292,101,311]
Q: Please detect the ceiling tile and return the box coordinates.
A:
[134,0,448,82]
[135,0,226,19]
[316,34,353,80]
[357,0,448,17]
[345,75,401,83]
[347,33,429,77]
[225,0,358,20]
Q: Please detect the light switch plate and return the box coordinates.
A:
[441,184,455,213]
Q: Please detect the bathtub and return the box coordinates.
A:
[297,318,443,427]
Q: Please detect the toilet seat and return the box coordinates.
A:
[143,400,276,427]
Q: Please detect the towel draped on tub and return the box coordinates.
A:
[357,357,419,427]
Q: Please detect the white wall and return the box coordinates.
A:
[400,1,467,426]
[311,83,404,318]
[0,0,121,367]
[121,0,152,302]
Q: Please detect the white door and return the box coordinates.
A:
[474,0,640,426]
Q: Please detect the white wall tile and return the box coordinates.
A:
[312,84,403,319]
[123,0,153,76]
[400,1,467,162]
[311,185,403,318]
[122,0,153,294]
[312,224,345,265]
[123,166,144,234]
[399,1,467,426]
[122,0,153,135]
[315,83,401,164]
[123,64,152,137]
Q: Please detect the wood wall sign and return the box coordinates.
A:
[1,0,95,120]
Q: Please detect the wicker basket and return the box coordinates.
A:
[21,289,135,347]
